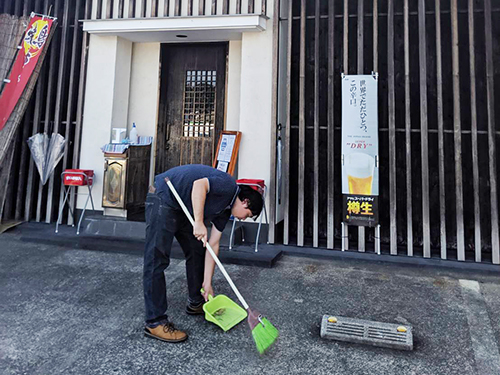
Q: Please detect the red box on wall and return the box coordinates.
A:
[62,169,94,186]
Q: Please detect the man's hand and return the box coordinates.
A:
[193,221,208,246]
[202,282,214,302]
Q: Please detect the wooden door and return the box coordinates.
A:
[156,43,227,174]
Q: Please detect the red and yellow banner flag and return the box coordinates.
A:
[0,14,55,131]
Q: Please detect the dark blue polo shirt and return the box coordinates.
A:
[154,164,239,232]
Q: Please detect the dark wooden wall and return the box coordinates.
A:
[280,0,500,263]
[1,0,89,225]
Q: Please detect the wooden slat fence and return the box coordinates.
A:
[89,0,267,19]
[278,0,500,264]
[1,0,89,226]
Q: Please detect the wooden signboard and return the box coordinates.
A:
[213,131,241,176]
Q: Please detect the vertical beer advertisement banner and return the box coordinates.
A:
[341,74,379,227]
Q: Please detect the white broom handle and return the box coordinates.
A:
[166,178,249,310]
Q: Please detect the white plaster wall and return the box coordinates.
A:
[226,40,242,132]
[78,35,132,210]
[112,38,132,128]
[127,42,161,184]
[238,2,274,215]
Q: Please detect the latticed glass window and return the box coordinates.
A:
[182,70,217,138]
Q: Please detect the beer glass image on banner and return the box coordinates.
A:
[345,153,375,195]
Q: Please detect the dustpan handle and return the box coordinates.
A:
[166,178,249,310]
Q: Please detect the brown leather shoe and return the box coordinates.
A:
[144,322,188,343]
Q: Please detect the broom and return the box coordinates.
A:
[166,177,278,354]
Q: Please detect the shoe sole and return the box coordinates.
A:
[186,309,204,316]
[144,329,188,343]
[186,304,205,315]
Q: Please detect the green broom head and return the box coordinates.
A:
[248,309,279,354]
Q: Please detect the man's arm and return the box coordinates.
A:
[191,178,209,245]
[202,225,222,301]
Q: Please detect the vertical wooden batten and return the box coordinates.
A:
[435,0,447,259]
[327,0,335,250]
[388,0,397,255]
[343,0,348,74]
[46,0,70,224]
[373,0,378,73]
[297,0,306,246]
[37,0,61,222]
[468,0,481,262]
[484,0,500,264]
[404,0,412,256]
[313,0,320,248]
[91,0,98,19]
[268,0,280,244]
[283,0,292,245]
[357,0,365,252]
[158,0,166,17]
[451,0,465,261]
[60,0,82,226]
[342,0,349,251]
[418,0,430,258]
[25,0,50,222]
[70,0,91,224]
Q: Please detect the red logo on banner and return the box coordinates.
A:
[0,15,54,131]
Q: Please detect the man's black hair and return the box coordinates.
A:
[237,185,263,218]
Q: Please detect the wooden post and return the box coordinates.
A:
[342,0,348,248]
[327,0,335,250]
[102,0,112,18]
[451,0,465,261]
[69,0,91,224]
[469,0,480,262]
[46,0,70,224]
[343,0,348,74]
[113,0,120,18]
[418,0,430,258]
[357,0,365,252]
[60,0,82,226]
[404,0,412,256]
[146,0,153,17]
[484,0,500,264]
[388,0,397,255]
[297,0,305,246]
[91,0,99,19]
[283,0,292,245]
[435,0,446,259]
[136,0,144,17]
[268,0,280,244]
[313,0,320,248]
[37,0,61,222]
[373,0,378,73]
[26,0,50,221]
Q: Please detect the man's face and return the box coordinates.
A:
[231,198,253,220]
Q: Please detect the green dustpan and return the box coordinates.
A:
[201,289,247,332]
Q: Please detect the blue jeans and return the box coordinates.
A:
[143,193,205,326]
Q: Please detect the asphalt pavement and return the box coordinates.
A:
[1,226,499,374]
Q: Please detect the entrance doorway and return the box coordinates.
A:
[155,43,228,174]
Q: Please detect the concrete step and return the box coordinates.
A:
[15,222,282,268]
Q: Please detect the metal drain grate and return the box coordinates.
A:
[320,315,413,351]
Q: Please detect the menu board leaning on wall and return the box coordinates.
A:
[213,131,242,176]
